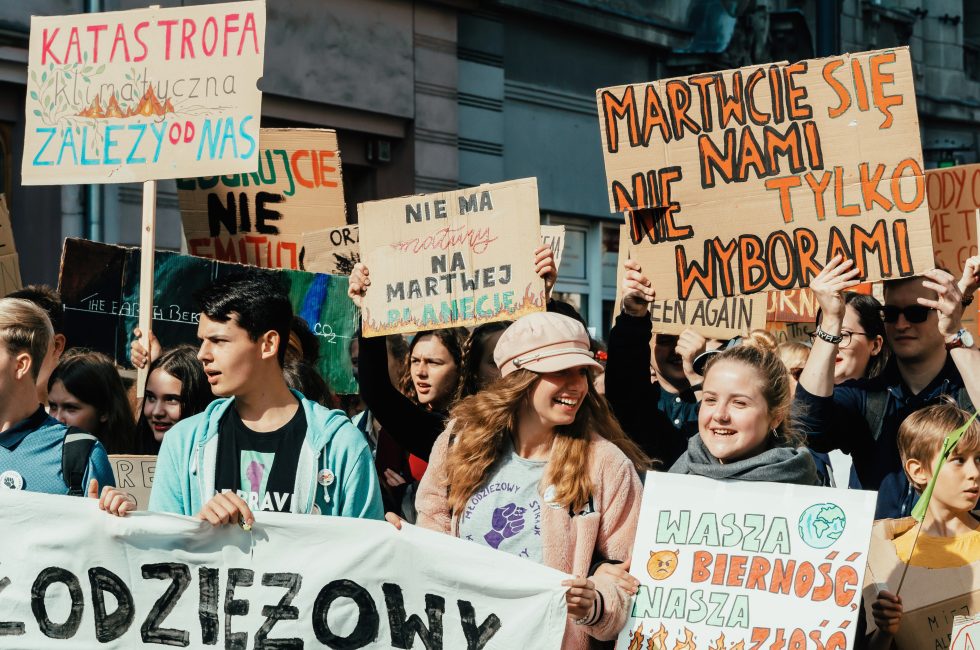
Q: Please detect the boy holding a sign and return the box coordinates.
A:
[99,277,383,523]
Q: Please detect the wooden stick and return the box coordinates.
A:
[136,179,157,399]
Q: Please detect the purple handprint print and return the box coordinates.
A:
[484,503,526,549]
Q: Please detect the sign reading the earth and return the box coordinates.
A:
[618,473,876,650]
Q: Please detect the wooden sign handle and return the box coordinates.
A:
[136,180,157,399]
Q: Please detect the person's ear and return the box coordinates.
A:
[99,412,108,423]
[259,330,280,361]
[52,334,67,359]
[905,456,931,491]
[870,335,884,356]
[13,352,32,381]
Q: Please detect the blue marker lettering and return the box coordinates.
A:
[56,128,78,165]
[80,127,98,166]
[219,117,238,159]
[197,118,220,161]
[238,115,256,160]
[126,124,147,164]
[149,121,166,163]
[103,124,123,165]
[32,128,56,166]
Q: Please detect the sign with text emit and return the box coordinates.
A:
[178,128,345,270]
[23,0,266,185]
[597,48,933,300]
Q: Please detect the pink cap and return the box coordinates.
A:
[494,312,601,377]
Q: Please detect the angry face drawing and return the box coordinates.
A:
[646,549,679,580]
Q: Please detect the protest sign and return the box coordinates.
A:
[301,224,360,276]
[952,614,980,650]
[596,48,933,301]
[767,283,873,323]
[0,489,568,649]
[541,225,565,270]
[357,178,546,336]
[927,164,980,273]
[179,128,346,270]
[22,1,265,185]
[619,473,875,650]
[108,455,155,511]
[614,224,766,337]
[58,238,358,394]
[863,517,980,650]
[0,195,22,295]
[765,321,813,344]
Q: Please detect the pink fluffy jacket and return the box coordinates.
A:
[415,428,644,650]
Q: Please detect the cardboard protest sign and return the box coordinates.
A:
[357,178,546,336]
[927,164,980,273]
[596,48,933,301]
[23,1,265,185]
[765,320,813,344]
[0,196,22,295]
[301,224,359,276]
[58,238,358,394]
[952,613,980,650]
[619,473,875,650]
[541,224,565,269]
[0,489,568,648]
[767,283,873,323]
[108,455,155,511]
[864,518,980,650]
[179,128,345,269]
[614,224,766,337]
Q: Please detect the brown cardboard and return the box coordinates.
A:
[357,178,546,336]
[928,164,980,275]
[301,224,360,276]
[22,1,265,185]
[596,48,933,301]
[108,455,155,511]
[614,224,766,337]
[179,128,345,270]
[863,518,980,650]
[767,284,873,323]
[0,196,22,295]
[765,320,813,343]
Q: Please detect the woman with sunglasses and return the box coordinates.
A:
[794,254,980,519]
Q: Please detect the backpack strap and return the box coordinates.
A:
[62,427,98,497]
[863,390,889,442]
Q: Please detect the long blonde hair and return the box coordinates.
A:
[444,368,650,514]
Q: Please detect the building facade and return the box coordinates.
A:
[0,0,976,337]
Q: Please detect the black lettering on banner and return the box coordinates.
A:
[31,567,84,639]
[89,567,135,642]
[457,599,502,650]
[313,579,380,649]
[383,583,445,649]
[255,191,284,235]
[208,192,237,236]
[199,567,220,646]
[225,568,254,650]
[0,576,25,636]
[140,563,191,647]
[254,572,302,650]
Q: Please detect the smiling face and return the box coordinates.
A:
[143,368,184,442]
[48,380,104,434]
[647,549,679,580]
[526,366,589,429]
[698,359,778,463]
[410,335,460,410]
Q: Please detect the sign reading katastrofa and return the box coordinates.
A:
[23,1,266,185]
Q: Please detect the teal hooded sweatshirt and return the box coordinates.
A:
[149,391,383,520]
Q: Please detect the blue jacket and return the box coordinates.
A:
[149,392,383,520]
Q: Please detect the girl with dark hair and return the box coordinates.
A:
[134,345,214,454]
[455,320,512,400]
[815,290,888,383]
[48,349,135,455]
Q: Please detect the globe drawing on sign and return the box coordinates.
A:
[798,503,847,549]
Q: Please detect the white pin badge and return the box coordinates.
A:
[0,470,24,490]
[543,485,562,509]
[317,469,335,487]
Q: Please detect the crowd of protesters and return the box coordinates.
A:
[0,244,979,648]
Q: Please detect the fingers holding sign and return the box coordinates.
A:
[562,576,598,622]
[918,267,964,339]
[808,255,861,327]
[348,262,371,308]
[959,255,980,300]
[533,245,557,300]
[90,480,137,518]
[196,491,254,528]
[622,259,655,317]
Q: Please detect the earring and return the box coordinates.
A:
[770,428,779,439]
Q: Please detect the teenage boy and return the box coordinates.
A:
[797,258,980,518]
[867,402,980,650]
[0,297,113,495]
[100,276,382,523]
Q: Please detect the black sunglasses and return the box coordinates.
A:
[881,305,932,324]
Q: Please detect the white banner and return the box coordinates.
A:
[0,490,568,648]
[618,473,875,650]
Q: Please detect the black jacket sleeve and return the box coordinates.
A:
[357,332,446,462]
[604,312,685,467]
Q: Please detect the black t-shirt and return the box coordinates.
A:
[213,403,307,513]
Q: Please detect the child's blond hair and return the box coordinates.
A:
[898,401,980,491]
